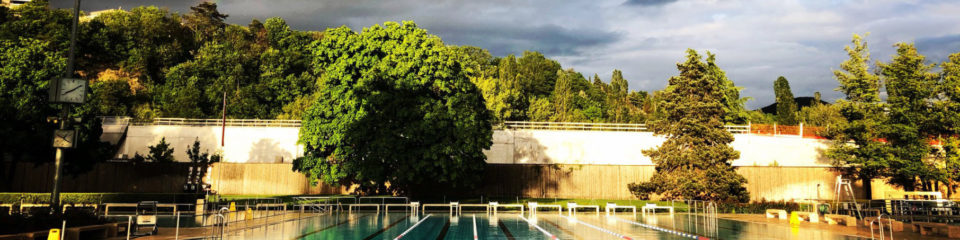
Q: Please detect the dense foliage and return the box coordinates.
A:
[293,22,493,193]
[774,76,798,125]
[628,49,749,202]
[827,35,960,196]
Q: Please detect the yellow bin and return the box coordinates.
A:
[47,229,60,240]
[229,202,236,211]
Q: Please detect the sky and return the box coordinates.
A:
[51,0,960,109]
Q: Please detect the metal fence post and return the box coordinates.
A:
[60,220,65,240]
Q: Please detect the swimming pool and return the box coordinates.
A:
[212,212,866,239]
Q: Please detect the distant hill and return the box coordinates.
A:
[758,96,829,114]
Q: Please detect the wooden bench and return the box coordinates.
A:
[912,222,960,238]
[794,211,819,223]
[641,203,674,215]
[765,209,787,220]
[823,214,856,227]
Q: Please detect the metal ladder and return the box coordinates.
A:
[834,176,863,219]
[869,214,894,240]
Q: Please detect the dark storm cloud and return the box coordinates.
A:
[48,0,960,108]
[916,34,960,62]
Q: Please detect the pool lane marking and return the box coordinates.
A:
[361,214,411,240]
[292,213,372,239]
[472,214,478,240]
[497,218,516,240]
[538,216,585,240]
[561,215,633,240]
[518,215,558,240]
[611,216,705,240]
[435,218,451,240]
[393,214,432,240]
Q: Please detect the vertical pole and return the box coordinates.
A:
[799,123,804,137]
[60,220,66,240]
[51,0,81,214]
[221,91,226,147]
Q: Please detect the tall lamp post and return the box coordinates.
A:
[49,0,84,213]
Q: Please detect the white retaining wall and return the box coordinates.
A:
[118,126,830,166]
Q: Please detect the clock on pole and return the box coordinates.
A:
[52,129,76,148]
[49,78,86,104]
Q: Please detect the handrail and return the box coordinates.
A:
[113,116,810,136]
[131,118,302,127]
[869,214,894,240]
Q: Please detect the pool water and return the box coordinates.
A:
[214,212,865,240]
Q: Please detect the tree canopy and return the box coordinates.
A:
[774,76,798,125]
[292,22,493,193]
[628,49,749,202]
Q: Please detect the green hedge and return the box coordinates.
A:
[0,193,203,204]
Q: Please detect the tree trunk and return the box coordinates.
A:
[861,176,873,200]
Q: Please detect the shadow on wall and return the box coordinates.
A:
[483,130,575,199]
[248,139,292,163]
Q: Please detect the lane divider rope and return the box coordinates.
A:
[393,214,432,240]
[611,216,707,240]
[472,214,478,240]
[561,215,633,240]
[518,215,558,240]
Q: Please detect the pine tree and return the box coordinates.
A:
[774,76,798,125]
[553,69,574,122]
[628,49,749,202]
[609,69,629,122]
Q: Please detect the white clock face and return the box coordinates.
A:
[53,129,75,148]
[58,78,86,104]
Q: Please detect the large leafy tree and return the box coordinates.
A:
[774,76,798,125]
[705,53,751,124]
[826,34,888,198]
[877,43,942,191]
[183,2,228,44]
[294,21,493,194]
[517,51,561,97]
[629,49,749,202]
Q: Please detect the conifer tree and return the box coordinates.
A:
[629,49,749,202]
[774,76,798,125]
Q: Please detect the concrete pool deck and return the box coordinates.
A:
[717,214,955,240]
[117,211,957,239]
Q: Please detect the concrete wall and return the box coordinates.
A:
[120,126,831,167]
[485,130,832,166]
[122,125,302,163]
[203,163,865,201]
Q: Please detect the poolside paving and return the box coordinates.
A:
[718,213,955,240]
